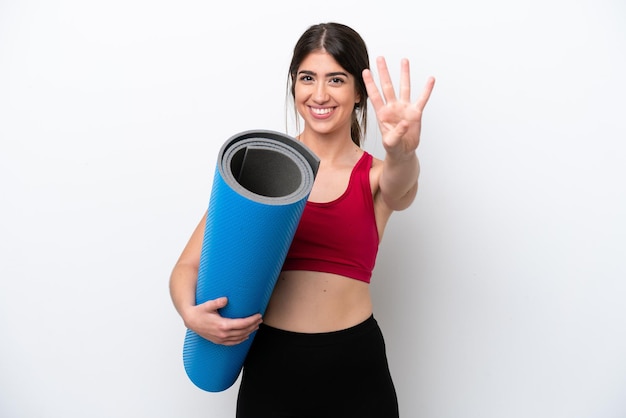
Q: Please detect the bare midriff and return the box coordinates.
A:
[263,270,373,333]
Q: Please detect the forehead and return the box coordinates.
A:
[298,51,349,75]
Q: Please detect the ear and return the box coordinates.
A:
[354,86,362,104]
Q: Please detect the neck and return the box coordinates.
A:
[298,130,359,164]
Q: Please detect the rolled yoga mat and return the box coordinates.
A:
[182,129,320,392]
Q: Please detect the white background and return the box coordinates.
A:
[1,1,625,417]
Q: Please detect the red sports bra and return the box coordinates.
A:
[282,152,379,283]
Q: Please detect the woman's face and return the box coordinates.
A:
[294,51,360,138]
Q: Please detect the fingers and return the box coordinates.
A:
[399,58,411,102]
[215,314,263,346]
[415,76,436,112]
[363,67,384,113]
[375,56,397,103]
[195,297,262,346]
[363,56,400,113]
[364,57,433,109]
[202,296,229,311]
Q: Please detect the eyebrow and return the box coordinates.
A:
[298,70,349,78]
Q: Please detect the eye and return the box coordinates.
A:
[299,75,314,83]
[329,77,345,85]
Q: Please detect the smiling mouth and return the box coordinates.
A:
[311,107,334,115]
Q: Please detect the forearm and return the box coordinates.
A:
[380,151,420,211]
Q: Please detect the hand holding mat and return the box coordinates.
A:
[182,130,319,392]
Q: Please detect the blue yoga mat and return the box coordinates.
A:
[182,129,319,392]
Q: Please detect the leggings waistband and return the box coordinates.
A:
[256,314,378,347]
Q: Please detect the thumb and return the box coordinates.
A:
[201,297,228,312]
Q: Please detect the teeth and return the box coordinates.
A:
[312,108,332,115]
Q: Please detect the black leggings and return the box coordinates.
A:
[236,315,399,418]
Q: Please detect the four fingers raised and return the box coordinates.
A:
[363,56,435,112]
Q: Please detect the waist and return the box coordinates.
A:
[263,270,373,332]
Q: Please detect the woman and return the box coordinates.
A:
[170,22,435,417]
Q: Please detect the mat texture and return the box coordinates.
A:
[182,130,319,392]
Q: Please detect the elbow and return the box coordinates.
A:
[382,181,418,211]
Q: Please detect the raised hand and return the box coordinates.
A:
[363,57,435,158]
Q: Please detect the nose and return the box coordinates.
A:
[313,82,329,103]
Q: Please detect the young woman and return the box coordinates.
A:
[170,22,435,417]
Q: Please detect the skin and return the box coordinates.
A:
[169,50,435,344]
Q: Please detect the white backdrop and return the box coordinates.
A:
[1,1,625,417]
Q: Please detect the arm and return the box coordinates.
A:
[169,212,262,346]
[363,57,435,211]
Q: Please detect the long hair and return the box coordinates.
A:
[287,22,369,147]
